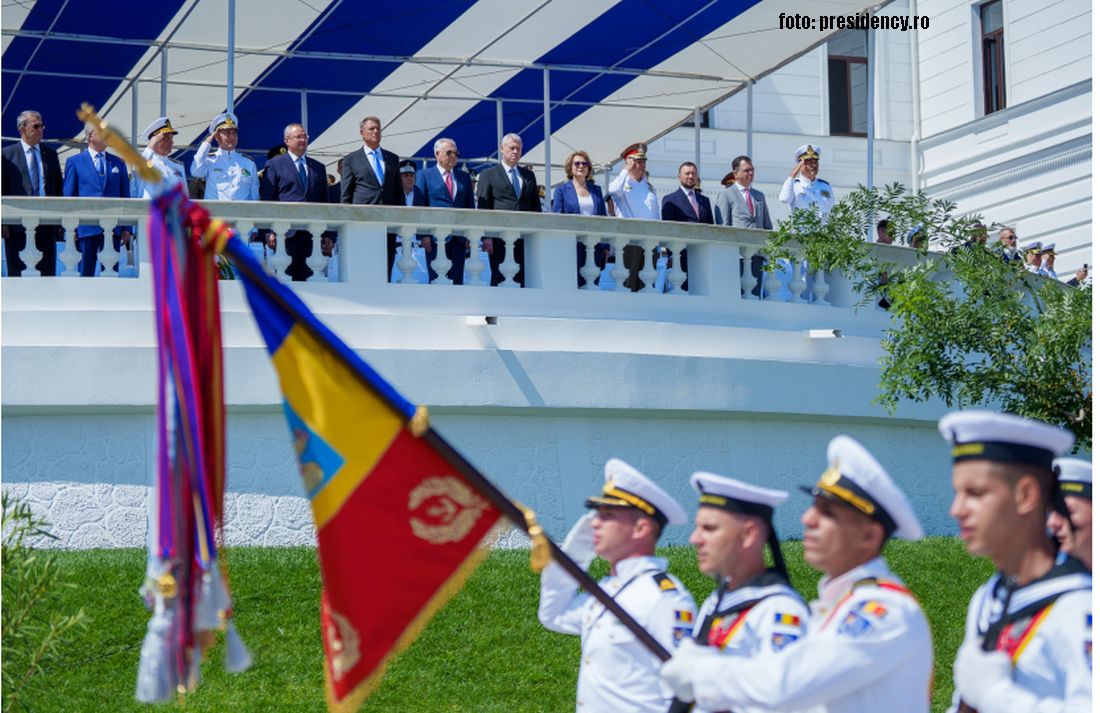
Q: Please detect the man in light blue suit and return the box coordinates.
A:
[63,123,132,276]
[414,137,475,284]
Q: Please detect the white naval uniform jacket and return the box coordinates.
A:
[948,558,1092,713]
[607,169,660,220]
[132,148,187,199]
[692,572,811,713]
[691,557,933,713]
[779,174,835,216]
[539,554,697,713]
[190,141,260,201]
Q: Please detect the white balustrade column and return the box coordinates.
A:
[667,239,687,294]
[428,227,451,285]
[739,246,759,298]
[764,261,784,301]
[99,218,120,276]
[270,221,293,282]
[59,218,81,277]
[498,230,521,288]
[395,224,418,283]
[464,229,487,286]
[580,234,601,290]
[812,270,831,305]
[637,239,659,293]
[305,222,330,282]
[20,217,42,277]
[610,236,629,291]
[788,254,807,303]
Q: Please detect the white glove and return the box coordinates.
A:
[659,639,705,703]
[561,512,596,571]
[953,640,1013,709]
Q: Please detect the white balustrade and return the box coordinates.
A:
[667,239,687,294]
[429,227,451,285]
[637,238,659,293]
[270,220,293,283]
[20,217,43,277]
[99,218,120,276]
[812,270,830,304]
[739,246,758,298]
[464,229,487,286]
[58,217,81,277]
[498,230,521,288]
[580,234,601,290]
[610,235,629,291]
[788,255,806,303]
[305,222,329,282]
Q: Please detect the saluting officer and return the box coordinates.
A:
[190,112,259,201]
[684,472,809,713]
[539,458,696,713]
[941,411,1091,712]
[779,143,834,216]
[662,435,932,712]
[131,117,187,198]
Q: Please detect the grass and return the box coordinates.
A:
[10,539,991,712]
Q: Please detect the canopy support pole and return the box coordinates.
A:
[693,107,701,173]
[496,98,504,158]
[227,0,236,112]
[866,27,876,242]
[160,47,168,117]
[131,83,139,145]
[300,89,308,133]
[746,79,754,158]
[543,68,551,210]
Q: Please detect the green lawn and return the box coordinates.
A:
[10,539,991,712]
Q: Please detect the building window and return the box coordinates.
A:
[680,109,712,129]
[827,30,868,136]
[980,0,1006,114]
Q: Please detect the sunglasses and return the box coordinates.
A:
[572,161,590,167]
[27,123,44,130]
[442,150,458,156]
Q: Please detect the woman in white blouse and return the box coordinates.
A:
[552,150,611,287]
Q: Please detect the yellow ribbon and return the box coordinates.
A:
[516,502,550,572]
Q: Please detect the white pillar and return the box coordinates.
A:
[227,0,236,112]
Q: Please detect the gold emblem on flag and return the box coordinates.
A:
[325,609,361,680]
[409,476,488,544]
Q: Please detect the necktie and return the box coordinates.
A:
[372,150,384,183]
[510,167,521,199]
[687,189,699,218]
[95,152,105,180]
[28,147,41,195]
[297,158,308,192]
[444,171,454,199]
[744,187,754,216]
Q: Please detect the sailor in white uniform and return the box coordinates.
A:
[1048,457,1092,571]
[779,143,835,216]
[662,435,933,713]
[682,472,809,713]
[941,410,1091,713]
[190,112,259,201]
[131,117,187,198]
[539,458,697,713]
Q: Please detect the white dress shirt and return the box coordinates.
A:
[20,139,44,196]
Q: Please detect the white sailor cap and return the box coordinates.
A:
[690,472,787,520]
[795,144,821,162]
[585,458,687,527]
[142,117,178,140]
[1054,458,1092,500]
[1041,242,1056,253]
[938,410,1073,468]
[209,112,239,134]
[802,435,924,540]
[1023,240,1042,253]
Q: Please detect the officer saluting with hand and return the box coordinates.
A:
[539,459,696,713]
[190,112,259,201]
[681,473,809,713]
[662,436,933,712]
[779,144,834,216]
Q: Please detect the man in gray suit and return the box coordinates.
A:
[714,155,770,230]
[714,155,771,297]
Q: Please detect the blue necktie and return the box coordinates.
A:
[28,147,41,195]
[95,152,105,181]
[510,167,521,198]
[372,150,384,183]
[297,158,308,192]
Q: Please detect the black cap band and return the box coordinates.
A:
[802,472,898,539]
[1060,481,1092,500]
[697,493,774,521]
[951,440,1055,468]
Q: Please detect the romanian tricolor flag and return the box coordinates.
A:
[217,231,503,710]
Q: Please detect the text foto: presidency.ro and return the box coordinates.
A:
[779,12,931,32]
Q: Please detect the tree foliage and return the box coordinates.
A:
[761,183,1092,449]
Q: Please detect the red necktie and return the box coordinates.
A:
[444,171,454,199]
[744,187,754,216]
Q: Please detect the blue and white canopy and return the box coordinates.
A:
[3,0,879,175]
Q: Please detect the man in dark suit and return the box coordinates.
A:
[414,137,475,284]
[340,116,403,279]
[476,133,540,286]
[62,122,133,276]
[260,123,329,280]
[659,162,712,291]
[2,110,62,276]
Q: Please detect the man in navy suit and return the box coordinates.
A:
[659,162,712,291]
[2,110,63,276]
[340,116,403,279]
[62,122,133,276]
[260,123,329,280]
[476,133,541,286]
[414,137,475,283]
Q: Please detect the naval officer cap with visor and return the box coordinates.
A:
[802,435,924,541]
[691,472,791,578]
[585,458,687,529]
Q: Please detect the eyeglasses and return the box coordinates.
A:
[442,150,458,156]
[572,161,590,167]
[26,123,44,130]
